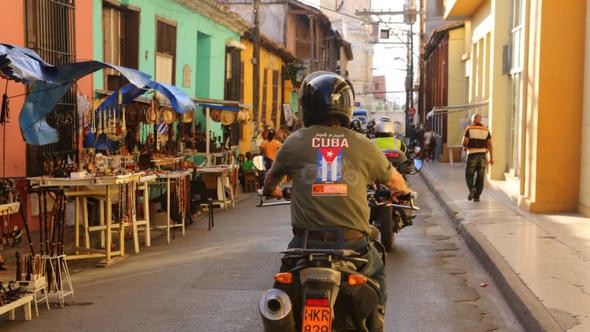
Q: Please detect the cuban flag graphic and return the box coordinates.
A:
[156,118,169,135]
[317,147,342,182]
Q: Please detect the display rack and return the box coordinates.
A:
[45,255,74,307]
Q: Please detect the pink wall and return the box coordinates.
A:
[0,2,94,177]
[0,2,27,177]
[75,0,94,103]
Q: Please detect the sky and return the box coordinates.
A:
[301,0,418,105]
[370,0,418,106]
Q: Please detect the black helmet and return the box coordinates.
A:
[349,118,363,133]
[299,71,354,127]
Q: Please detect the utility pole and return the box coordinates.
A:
[404,0,417,135]
[418,0,425,123]
[252,0,260,127]
[356,1,418,135]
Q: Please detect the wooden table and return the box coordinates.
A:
[0,202,20,216]
[184,150,234,166]
[28,173,143,266]
[151,156,184,169]
[0,294,34,321]
[154,170,192,244]
[196,166,237,210]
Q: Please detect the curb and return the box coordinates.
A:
[419,168,564,332]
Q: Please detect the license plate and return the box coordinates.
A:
[302,306,332,332]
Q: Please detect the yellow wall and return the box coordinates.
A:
[447,27,467,147]
[239,39,291,154]
[581,0,590,216]
[448,0,586,213]
[521,0,585,212]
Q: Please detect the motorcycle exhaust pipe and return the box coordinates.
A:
[259,288,295,332]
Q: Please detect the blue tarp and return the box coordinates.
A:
[18,62,151,145]
[0,43,192,145]
[146,81,194,114]
[0,43,57,83]
[96,81,195,115]
[195,103,240,112]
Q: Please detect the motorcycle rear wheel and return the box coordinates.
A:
[377,207,393,252]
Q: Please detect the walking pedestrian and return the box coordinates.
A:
[260,128,281,171]
[423,128,433,161]
[462,113,494,202]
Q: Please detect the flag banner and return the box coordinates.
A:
[157,119,168,135]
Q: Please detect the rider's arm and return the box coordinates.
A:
[383,168,412,195]
[262,168,283,198]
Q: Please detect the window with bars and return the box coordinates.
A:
[24,0,78,177]
[102,1,140,91]
[224,47,242,102]
[156,19,177,84]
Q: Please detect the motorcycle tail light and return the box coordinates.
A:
[384,151,400,158]
[274,272,293,284]
[348,274,367,286]
[306,298,329,307]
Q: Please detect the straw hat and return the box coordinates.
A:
[181,110,193,123]
[144,106,157,124]
[160,107,176,124]
[236,110,251,122]
[221,110,236,126]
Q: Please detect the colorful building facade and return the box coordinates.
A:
[92,0,249,145]
[442,0,587,214]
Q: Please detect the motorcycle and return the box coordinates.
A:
[369,149,422,252]
[259,228,382,332]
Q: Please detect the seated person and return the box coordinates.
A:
[239,152,260,187]
[0,254,8,270]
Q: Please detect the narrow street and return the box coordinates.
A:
[1,175,522,331]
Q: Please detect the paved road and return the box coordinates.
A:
[1,176,522,331]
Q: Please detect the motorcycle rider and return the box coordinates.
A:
[349,118,364,134]
[372,118,407,155]
[263,71,414,331]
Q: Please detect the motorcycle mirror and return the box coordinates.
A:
[413,158,423,172]
[253,155,265,171]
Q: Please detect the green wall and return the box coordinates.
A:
[92,0,239,138]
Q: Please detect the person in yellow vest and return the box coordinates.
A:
[462,113,494,202]
[372,118,406,155]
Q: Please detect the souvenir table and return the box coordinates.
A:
[195,165,237,210]
[27,173,147,266]
[184,150,234,167]
[151,156,184,169]
[0,293,34,321]
[0,202,20,216]
[152,169,192,244]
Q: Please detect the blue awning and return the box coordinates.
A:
[195,103,241,112]
[146,81,194,114]
[1,43,154,145]
[96,80,195,116]
[18,62,151,145]
[0,43,57,83]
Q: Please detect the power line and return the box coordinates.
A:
[296,0,374,23]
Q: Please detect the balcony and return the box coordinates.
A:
[444,0,485,19]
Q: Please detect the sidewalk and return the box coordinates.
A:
[419,160,590,332]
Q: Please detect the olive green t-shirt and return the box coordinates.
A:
[270,125,393,235]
